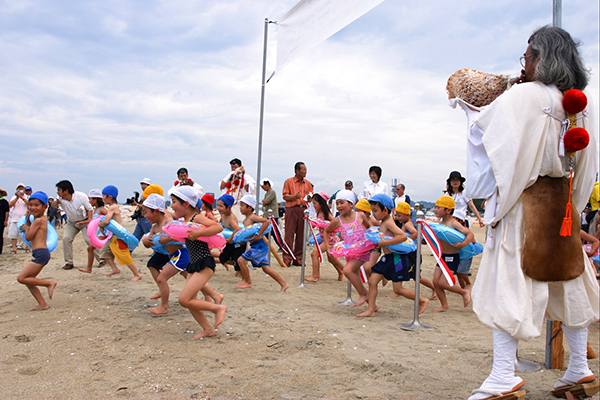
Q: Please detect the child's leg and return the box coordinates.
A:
[148,264,181,315]
[432,267,449,312]
[235,256,253,289]
[392,282,430,314]
[149,267,162,299]
[326,252,345,281]
[357,272,384,317]
[105,258,121,276]
[363,251,379,277]
[17,262,57,311]
[126,262,142,282]
[439,272,471,308]
[343,258,368,306]
[201,283,224,304]
[306,248,320,282]
[260,264,289,292]
[79,244,96,273]
[179,269,227,339]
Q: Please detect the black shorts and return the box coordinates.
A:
[439,253,460,273]
[186,256,216,274]
[219,243,246,271]
[371,253,410,283]
[147,252,170,270]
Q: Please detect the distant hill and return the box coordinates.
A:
[414,200,435,210]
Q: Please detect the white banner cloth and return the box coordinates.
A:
[276,0,385,71]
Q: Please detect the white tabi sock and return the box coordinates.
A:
[555,326,594,387]
[468,329,523,400]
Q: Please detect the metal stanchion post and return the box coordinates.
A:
[264,208,273,278]
[337,279,355,306]
[399,220,435,331]
[296,209,310,289]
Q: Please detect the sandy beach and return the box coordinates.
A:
[1,213,598,400]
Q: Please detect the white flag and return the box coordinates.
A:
[276,0,385,71]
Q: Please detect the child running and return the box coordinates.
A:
[98,185,143,281]
[324,190,372,306]
[236,195,289,291]
[354,198,380,278]
[201,194,218,222]
[78,189,107,273]
[217,194,247,275]
[432,195,472,312]
[357,194,430,316]
[170,186,226,339]
[17,191,57,311]
[306,191,344,282]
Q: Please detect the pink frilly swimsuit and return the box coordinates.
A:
[338,213,371,262]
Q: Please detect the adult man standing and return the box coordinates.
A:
[0,188,8,255]
[168,167,204,197]
[7,183,30,255]
[53,180,95,270]
[260,178,278,222]
[465,27,598,399]
[394,183,411,208]
[219,158,256,220]
[282,162,312,266]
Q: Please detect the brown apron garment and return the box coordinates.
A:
[521,176,584,281]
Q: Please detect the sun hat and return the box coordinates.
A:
[88,189,102,198]
[447,171,466,183]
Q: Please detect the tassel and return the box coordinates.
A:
[560,170,574,237]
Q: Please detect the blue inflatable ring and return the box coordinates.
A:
[17,215,59,253]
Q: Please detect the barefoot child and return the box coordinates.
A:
[98,185,143,281]
[324,190,371,307]
[17,191,57,311]
[355,198,380,278]
[141,193,190,315]
[306,191,344,282]
[431,195,472,312]
[201,194,218,222]
[389,202,436,298]
[78,189,107,273]
[171,186,226,339]
[217,194,248,278]
[236,195,289,291]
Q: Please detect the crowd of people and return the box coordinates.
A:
[1,25,600,400]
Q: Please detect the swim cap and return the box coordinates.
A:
[370,193,394,212]
[395,201,411,215]
[315,190,330,202]
[219,193,235,208]
[142,184,164,199]
[143,193,165,213]
[29,191,49,205]
[88,189,102,198]
[336,190,356,204]
[355,198,371,212]
[201,193,215,205]
[172,186,198,208]
[240,194,256,209]
[102,185,119,200]
[435,195,455,209]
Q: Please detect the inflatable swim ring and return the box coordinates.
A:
[427,223,483,259]
[309,232,322,245]
[308,218,341,232]
[584,244,600,263]
[221,222,245,239]
[17,215,59,253]
[87,216,113,249]
[330,239,376,258]
[163,220,226,249]
[100,216,139,251]
[232,223,272,244]
[143,233,182,255]
[365,226,416,254]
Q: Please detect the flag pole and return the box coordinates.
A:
[552,0,561,28]
[255,18,272,215]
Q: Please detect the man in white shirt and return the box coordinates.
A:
[168,167,204,198]
[53,180,95,270]
[219,158,256,220]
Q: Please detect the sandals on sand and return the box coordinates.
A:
[551,377,599,399]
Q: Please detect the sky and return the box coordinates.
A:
[1,0,598,204]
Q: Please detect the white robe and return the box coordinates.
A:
[471,82,599,342]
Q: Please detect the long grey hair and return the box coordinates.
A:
[528,26,589,91]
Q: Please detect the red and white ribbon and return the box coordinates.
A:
[419,220,455,286]
[269,216,296,260]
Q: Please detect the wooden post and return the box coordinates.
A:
[551,321,565,370]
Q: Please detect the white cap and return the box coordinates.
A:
[88,189,102,198]
[143,193,165,212]
[240,194,257,209]
[414,202,420,206]
[141,177,152,185]
[416,210,424,217]
[172,186,198,208]
[16,182,26,189]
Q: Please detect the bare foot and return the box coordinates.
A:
[214,304,227,328]
[78,268,92,274]
[213,293,225,305]
[305,276,318,282]
[106,270,121,276]
[236,281,253,289]
[382,278,388,287]
[463,289,471,308]
[150,292,161,300]
[222,263,230,271]
[234,271,240,277]
[48,281,57,300]
[337,273,344,281]
[280,283,290,292]
[356,310,376,317]
[432,306,449,313]
[386,293,401,298]
[29,304,50,311]
[429,292,437,300]
[419,298,430,314]
[148,306,169,315]
[354,295,368,307]
[192,329,216,339]
[130,274,142,282]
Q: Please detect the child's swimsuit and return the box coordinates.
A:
[185,214,216,273]
[371,252,410,282]
[439,253,460,273]
[31,248,51,265]
[241,238,269,268]
[338,213,370,263]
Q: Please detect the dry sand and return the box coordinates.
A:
[1,214,598,400]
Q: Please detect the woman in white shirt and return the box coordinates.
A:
[360,166,388,200]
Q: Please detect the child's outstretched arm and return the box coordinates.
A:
[452,221,475,250]
[581,230,599,257]
[378,220,408,248]
[249,215,269,236]
[323,218,341,251]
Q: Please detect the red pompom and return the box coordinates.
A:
[225,182,231,189]
[564,127,590,152]
[562,89,587,114]
[233,179,240,185]
[174,180,179,186]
